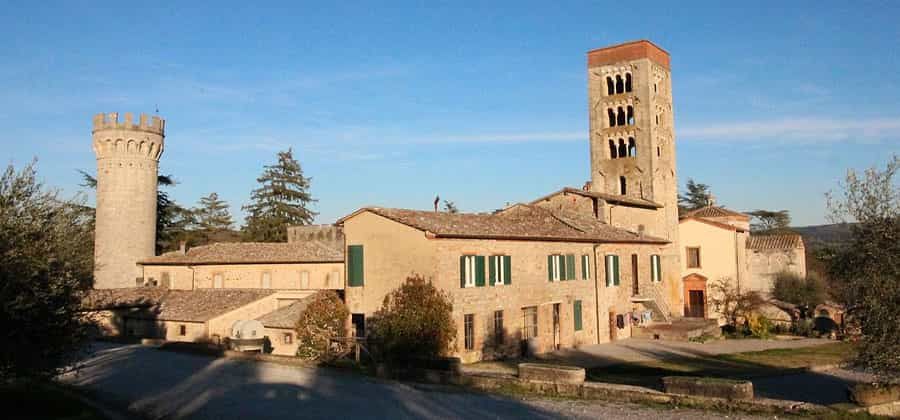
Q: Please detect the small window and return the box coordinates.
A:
[657,146,661,157]
[523,306,538,339]
[352,314,366,338]
[179,325,186,336]
[213,273,223,289]
[283,333,293,344]
[493,310,504,345]
[687,247,701,268]
[605,255,620,286]
[620,176,627,195]
[464,314,475,350]
[650,255,662,282]
[547,255,562,282]
[300,271,310,289]
[261,272,272,289]
[581,254,591,280]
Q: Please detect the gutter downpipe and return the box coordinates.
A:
[593,243,602,345]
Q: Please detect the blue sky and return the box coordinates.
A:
[2,1,898,226]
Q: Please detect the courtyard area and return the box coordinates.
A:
[61,342,775,420]
[466,337,871,406]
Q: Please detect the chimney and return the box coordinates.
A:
[433,195,440,212]
[582,181,591,191]
[707,194,717,207]
[179,240,187,255]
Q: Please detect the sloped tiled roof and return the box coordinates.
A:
[256,295,318,329]
[83,288,277,322]
[343,204,668,244]
[531,187,663,209]
[747,234,804,250]
[139,241,343,265]
[681,206,750,220]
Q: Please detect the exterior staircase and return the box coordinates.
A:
[629,284,672,323]
[632,317,721,341]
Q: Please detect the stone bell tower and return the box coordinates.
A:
[91,112,165,289]
[586,40,682,310]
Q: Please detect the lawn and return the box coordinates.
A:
[0,380,109,420]
[588,341,856,388]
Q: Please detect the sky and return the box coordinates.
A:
[2,1,899,227]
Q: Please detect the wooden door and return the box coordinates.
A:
[688,290,706,318]
[631,254,639,296]
[552,303,561,350]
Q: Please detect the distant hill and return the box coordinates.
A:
[792,223,856,250]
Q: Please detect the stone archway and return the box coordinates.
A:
[682,273,708,318]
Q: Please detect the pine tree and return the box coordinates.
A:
[678,178,713,214]
[242,148,317,242]
[195,192,234,233]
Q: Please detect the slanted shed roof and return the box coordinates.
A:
[341,204,668,244]
[747,234,804,250]
[83,288,277,322]
[138,241,343,265]
[531,187,663,209]
[256,294,318,329]
[681,206,750,220]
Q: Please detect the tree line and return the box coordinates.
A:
[80,148,317,250]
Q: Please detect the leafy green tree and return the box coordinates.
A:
[195,192,234,233]
[748,209,793,233]
[678,178,713,214]
[369,275,456,361]
[824,154,899,370]
[79,170,191,253]
[294,291,350,360]
[242,148,317,242]
[1,161,93,379]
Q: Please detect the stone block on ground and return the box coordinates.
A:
[518,363,585,384]
[661,376,753,400]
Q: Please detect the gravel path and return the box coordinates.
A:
[61,343,768,420]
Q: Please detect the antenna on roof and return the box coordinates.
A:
[434,195,440,212]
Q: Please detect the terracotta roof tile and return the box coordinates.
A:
[83,288,276,322]
[747,234,804,250]
[352,204,667,244]
[256,294,318,329]
[681,206,750,220]
[531,187,663,209]
[139,241,343,265]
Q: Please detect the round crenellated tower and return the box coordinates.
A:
[91,112,165,289]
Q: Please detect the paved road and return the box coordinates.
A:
[61,343,767,420]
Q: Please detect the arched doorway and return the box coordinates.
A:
[682,273,708,318]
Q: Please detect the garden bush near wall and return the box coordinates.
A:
[295,291,349,360]
[368,275,456,362]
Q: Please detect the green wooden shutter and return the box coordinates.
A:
[613,255,620,286]
[559,255,567,280]
[566,254,576,280]
[548,255,553,282]
[348,245,364,287]
[574,300,583,331]
[460,255,467,288]
[475,256,485,287]
[581,255,587,279]
[503,255,512,285]
[488,256,496,286]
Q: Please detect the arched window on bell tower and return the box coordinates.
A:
[628,138,636,157]
[618,139,627,158]
[619,176,627,195]
[617,107,626,126]
[615,75,624,94]
[606,77,614,95]
[608,109,616,127]
[625,73,633,92]
[609,139,617,159]
[627,105,634,125]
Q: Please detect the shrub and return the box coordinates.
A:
[772,271,827,318]
[748,314,772,339]
[368,275,456,362]
[294,291,349,360]
[708,277,764,328]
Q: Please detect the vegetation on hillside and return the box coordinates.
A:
[1,161,92,379]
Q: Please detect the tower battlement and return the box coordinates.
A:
[92,112,165,135]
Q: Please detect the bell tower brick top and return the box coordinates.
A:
[587,40,670,69]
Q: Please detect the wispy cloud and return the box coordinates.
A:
[680,117,900,143]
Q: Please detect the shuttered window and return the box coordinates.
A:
[565,254,576,280]
[650,254,662,283]
[489,255,512,286]
[348,245,364,287]
[548,255,562,282]
[460,255,486,287]
[573,300,583,331]
[605,255,620,287]
[686,247,701,268]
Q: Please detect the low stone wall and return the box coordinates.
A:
[850,382,900,407]
[662,376,753,401]
[518,363,585,384]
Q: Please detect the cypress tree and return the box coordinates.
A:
[242,148,317,242]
